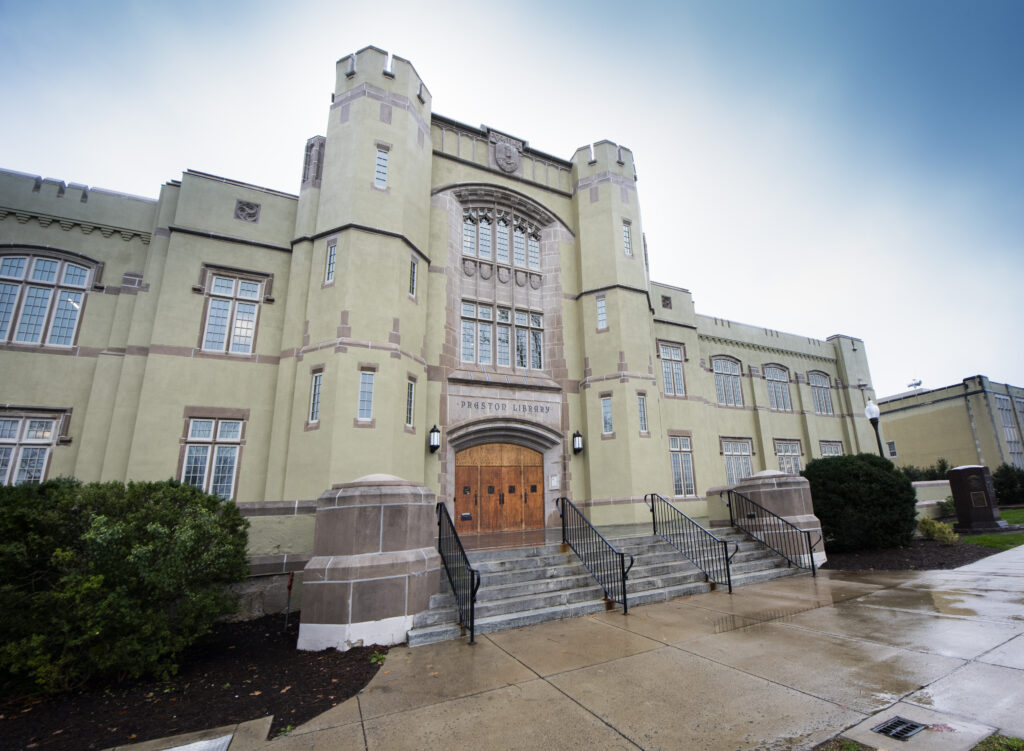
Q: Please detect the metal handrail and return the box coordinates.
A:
[555,497,635,614]
[435,502,482,643]
[644,493,737,593]
[722,489,820,576]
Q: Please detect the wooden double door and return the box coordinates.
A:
[454,443,545,534]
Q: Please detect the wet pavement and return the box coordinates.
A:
[115,545,1024,751]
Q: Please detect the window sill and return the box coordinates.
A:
[638,431,650,439]
[601,432,616,440]
[304,421,320,432]
[353,418,376,429]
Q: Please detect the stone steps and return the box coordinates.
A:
[408,526,804,647]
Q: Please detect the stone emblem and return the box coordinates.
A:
[234,200,261,223]
[489,130,524,174]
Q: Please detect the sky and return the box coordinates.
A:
[1,0,1021,398]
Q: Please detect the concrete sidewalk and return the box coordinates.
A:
[137,546,1024,751]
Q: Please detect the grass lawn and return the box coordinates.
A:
[964,532,1024,551]
[999,508,1024,524]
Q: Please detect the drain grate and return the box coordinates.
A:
[872,716,928,741]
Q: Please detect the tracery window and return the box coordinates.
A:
[0,253,93,347]
[460,301,542,371]
[461,211,540,270]
[713,357,743,407]
[765,366,792,412]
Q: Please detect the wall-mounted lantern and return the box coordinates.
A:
[428,424,441,453]
[572,430,584,455]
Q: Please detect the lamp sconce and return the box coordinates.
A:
[428,424,440,453]
[572,430,584,455]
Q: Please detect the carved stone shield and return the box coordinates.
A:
[495,141,520,173]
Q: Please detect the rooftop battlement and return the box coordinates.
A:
[335,46,431,111]
[570,140,636,179]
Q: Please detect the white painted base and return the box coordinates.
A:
[813,550,828,568]
[297,615,413,652]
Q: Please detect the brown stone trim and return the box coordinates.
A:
[353,418,377,429]
[667,429,693,437]
[183,406,251,420]
[358,362,379,372]
[170,225,291,254]
[304,420,321,432]
[719,436,756,456]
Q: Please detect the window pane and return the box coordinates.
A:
[0,418,19,439]
[514,310,527,326]
[638,395,647,432]
[230,301,257,353]
[462,218,476,256]
[358,372,375,420]
[671,452,684,495]
[597,298,607,329]
[530,329,542,369]
[189,420,214,439]
[211,276,235,295]
[47,290,82,345]
[238,280,260,300]
[405,381,415,426]
[513,228,526,266]
[204,299,231,350]
[326,243,337,282]
[25,420,53,440]
[309,373,322,422]
[497,308,510,323]
[601,397,613,433]
[530,313,542,328]
[14,286,52,343]
[497,325,510,367]
[496,221,509,263]
[662,360,675,395]
[461,320,475,362]
[462,302,476,318]
[63,264,88,287]
[218,421,242,441]
[1,257,27,278]
[0,446,11,483]
[515,329,528,368]
[478,323,492,364]
[16,447,48,484]
[183,446,209,490]
[31,258,58,283]
[622,223,632,256]
[527,235,540,269]
[478,220,492,260]
[0,282,20,339]
[210,446,238,499]
[477,306,492,321]
[375,149,389,188]
[408,260,417,296]
[672,362,684,396]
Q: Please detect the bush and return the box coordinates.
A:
[899,457,951,482]
[802,454,918,553]
[918,516,959,545]
[0,479,249,692]
[936,496,956,518]
[993,463,1024,506]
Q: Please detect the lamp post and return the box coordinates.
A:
[864,400,884,457]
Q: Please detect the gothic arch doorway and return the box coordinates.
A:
[454,443,545,534]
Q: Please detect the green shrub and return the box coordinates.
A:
[802,454,918,553]
[993,463,1024,506]
[0,479,249,692]
[918,516,959,545]
[936,496,956,518]
[899,457,950,482]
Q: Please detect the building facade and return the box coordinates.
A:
[879,376,1024,471]
[0,47,881,565]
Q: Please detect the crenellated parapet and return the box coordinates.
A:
[331,46,431,136]
[571,140,637,196]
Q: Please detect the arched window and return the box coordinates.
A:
[712,357,743,407]
[808,372,834,415]
[765,365,792,411]
[0,252,94,347]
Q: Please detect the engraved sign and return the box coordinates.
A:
[971,491,989,508]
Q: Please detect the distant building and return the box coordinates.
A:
[0,45,880,545]
[878,376,1024,471]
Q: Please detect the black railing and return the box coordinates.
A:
[644,493,736,593]
[555,497,635,613]
[436,502,482,643]
[722,489,819,576]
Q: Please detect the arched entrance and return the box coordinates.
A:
[454,443,545,534]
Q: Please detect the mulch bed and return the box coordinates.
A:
[822,537,999,571]
[0,538,1005,751]
[0,613,383,751]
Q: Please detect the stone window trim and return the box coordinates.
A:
[461,208,543,271]
[669,432,696,497]
[192,263,275,303]
[373,142,391,191]
[600,392,614,439]
[176,411,248,501]
[0,407,72,486]
[0,246,106,289]
[306,365,324,431]
[819,440,844,457]
[764,363,793,412]
[658,341,687,398]
[460,300,544,373]
[773,438,804,456]
[774,438,803,475]
[808,370,835,416]
[194,270,267,356]
[636,389,649,437]
[404,373,417,431]
[596,295,608,333]
[1,251,100,349]
[323,237,338,288]
[357,367,376,423]
[712,356,744,408]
